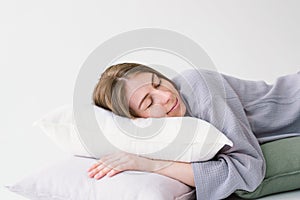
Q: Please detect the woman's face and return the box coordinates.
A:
[125,72,186,118]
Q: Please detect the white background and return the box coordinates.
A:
[1,0,300,199]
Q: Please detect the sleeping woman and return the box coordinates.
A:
[87,62,300,199]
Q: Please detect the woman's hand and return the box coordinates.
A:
[87,151,158,179]
[87,151,194,186]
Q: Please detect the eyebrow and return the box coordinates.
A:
[138,73,155,110]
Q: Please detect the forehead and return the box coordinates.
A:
[125,72,153,95]
[126,72,153,99]
[129,72,152,84]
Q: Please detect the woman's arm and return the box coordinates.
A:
[172,69,266,199]
[87,152,195,187]
[150,159,195,187]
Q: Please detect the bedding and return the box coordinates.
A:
[33,104,233,162]
[6,156,195,200]
[235,136,300,199]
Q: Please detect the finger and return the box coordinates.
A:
[106,169,122,177]
[88,158,116,178]
[104,160,128,174]
[91,152,130,179]
[94,170,106,179]
[87,156,113,172]
[88,168,99,178]
[87,162,101,172]
[94,161,127,179]
[94,166,111,179]
[100,156,122,169]
[88,162,109,178]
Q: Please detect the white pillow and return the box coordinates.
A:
[6,156,195,200]
[33,104,233,162]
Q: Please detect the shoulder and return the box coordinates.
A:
[171,69,207,96]
[171,69,217,118]
[171,68,225,95]
[172,68,223,82]
[171,69,205,87]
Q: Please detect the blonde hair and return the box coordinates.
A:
[93,63,176,118]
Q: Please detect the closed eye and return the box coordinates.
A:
[140,74,162,110]
[153,74,161,88]
[148,75,162,108]
[147,101,152,108]
[154,79,161,88]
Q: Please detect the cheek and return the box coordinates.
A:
[148,105,166,118]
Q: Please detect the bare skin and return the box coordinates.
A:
[88,72,195,187]
[125,72,186,118]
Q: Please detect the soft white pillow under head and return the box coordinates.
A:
[34,104,233,162]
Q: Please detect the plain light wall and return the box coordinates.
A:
[1,0,299,199]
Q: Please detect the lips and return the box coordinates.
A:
[167,98,178,114]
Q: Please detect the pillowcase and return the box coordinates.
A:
[33,104,233,162]
[6,156,195,200]
[235,136,300,199]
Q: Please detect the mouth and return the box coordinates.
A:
[167,98,178,114]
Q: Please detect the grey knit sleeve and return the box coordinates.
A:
[172,69,266,200]
[191,97,265,199]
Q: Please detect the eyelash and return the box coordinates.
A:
[147,79,161,108]
[154,79,161,88]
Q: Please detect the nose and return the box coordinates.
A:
[151,89,171,105]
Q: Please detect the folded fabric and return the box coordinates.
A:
[235,136,300,199]
[6,156,195,200]
[34,104,233,162]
